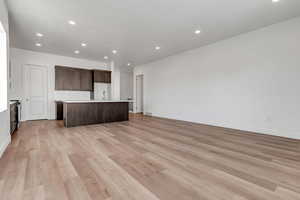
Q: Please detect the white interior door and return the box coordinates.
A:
[24,64,48,120]
[136,75,143,113]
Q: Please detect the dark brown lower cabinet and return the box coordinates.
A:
[56,101,63,120]
[63,102,128,127]
[10,101,19,134]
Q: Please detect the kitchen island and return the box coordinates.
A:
[62,100,129,127]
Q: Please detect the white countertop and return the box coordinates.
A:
[61,100,133,103]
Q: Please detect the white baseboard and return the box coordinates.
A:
[149,113,300,140]
[0,135,11,158]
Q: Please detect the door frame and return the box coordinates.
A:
[23,64,48,121]
[135,74,144,114]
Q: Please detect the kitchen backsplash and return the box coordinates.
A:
[94,83,111,100]
[54,91,91,101]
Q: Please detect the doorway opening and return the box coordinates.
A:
[136,74,144,114]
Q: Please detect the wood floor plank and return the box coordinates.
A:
[64,177,93,200]
[40,159,69,200]
[69,153,111,200]
[23,185,45,200]
[87,155,160,200]
[24,150,42,190]
[6,158,27,200]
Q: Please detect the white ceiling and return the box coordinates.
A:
[6,0,300,68]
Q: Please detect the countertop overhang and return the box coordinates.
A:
[61,100,132,103]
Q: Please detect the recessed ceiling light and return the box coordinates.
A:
[36,32,43,37]
[35,43,42,47]
[194,30,201,34]
[68,20,76,25]
[127,63,131,66]
[104,56,108,60]
[155,46,161,50]
[74,50,80,54]
[112,50,117,54]
[81,43,87,47]
[272,0,280,2]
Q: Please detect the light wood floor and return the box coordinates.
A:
[0,114,299,200]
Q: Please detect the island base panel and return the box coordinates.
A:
[64,102,129,127]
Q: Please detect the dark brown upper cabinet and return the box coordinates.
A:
[93,70,111,83]
[80,69,94,91]
[105,71,111,83]
[55,66,93,91]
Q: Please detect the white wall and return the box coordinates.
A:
[10,48,109,120]
[134,17,300,140]
[111,61,121,100]
[0,0,10,157]
[120,71,133,100]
